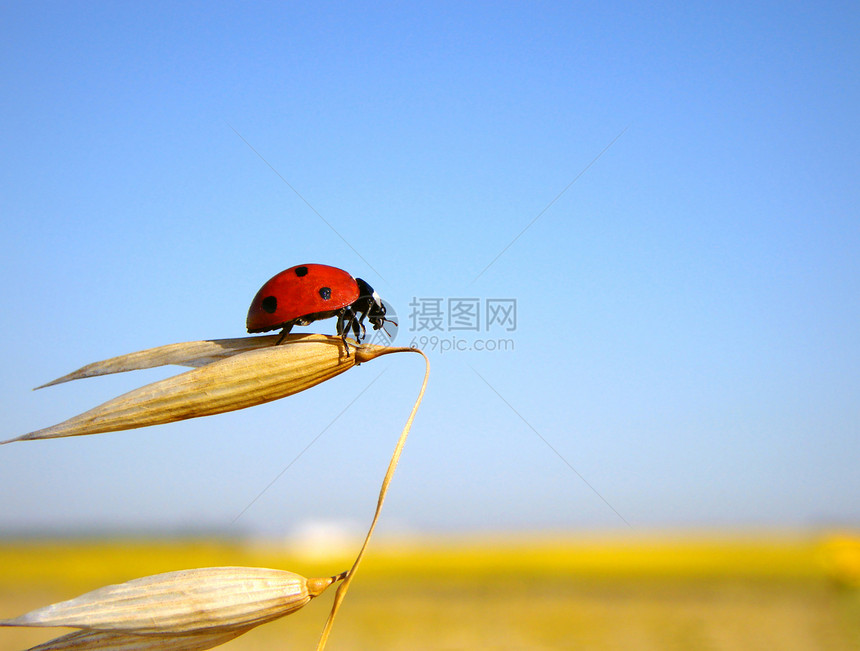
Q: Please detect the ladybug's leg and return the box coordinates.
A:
[336,307,356,356]
[338,307,365,342]
[351,312,366,342]
[275,323,294,345]
[355,312,368,341]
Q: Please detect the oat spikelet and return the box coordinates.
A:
[4,335,401,444]
[0,566,344,634]
[35,336,283,389]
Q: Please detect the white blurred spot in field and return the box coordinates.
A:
[288,519,364,561]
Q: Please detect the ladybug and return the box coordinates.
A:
[246,264,394,353]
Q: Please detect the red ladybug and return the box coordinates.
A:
[246,264,394,353]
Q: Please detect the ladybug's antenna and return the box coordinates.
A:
[379,318,398,337]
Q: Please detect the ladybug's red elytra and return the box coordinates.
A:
[246,264,394,354]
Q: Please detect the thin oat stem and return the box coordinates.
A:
[315,347,430,651]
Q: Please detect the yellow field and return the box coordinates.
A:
[1,532,858,650]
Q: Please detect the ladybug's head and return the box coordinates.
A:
[355,278,393,331]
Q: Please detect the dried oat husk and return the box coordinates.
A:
[4,335,410,444]
[35,336,284,389]
[0,566,344,635]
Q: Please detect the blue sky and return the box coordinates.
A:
[1,2,858,537]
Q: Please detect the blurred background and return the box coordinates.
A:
[1,2,858,649]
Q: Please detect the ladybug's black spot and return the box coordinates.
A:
[261,296,278,314]
[319,286,332,300]
[294,266,309,277]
